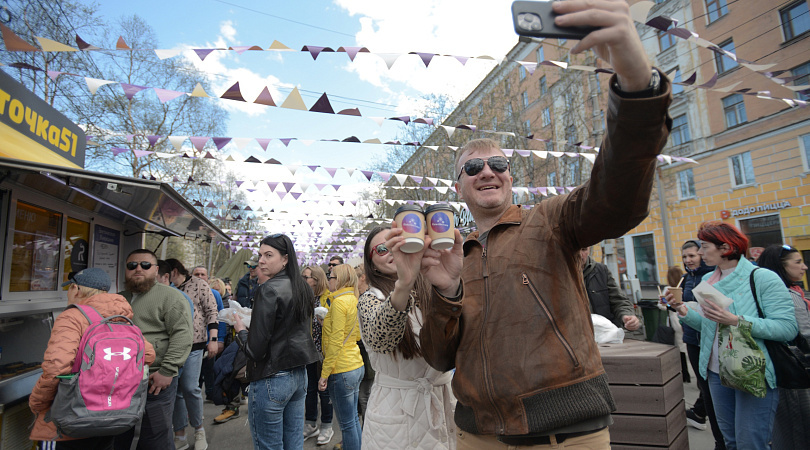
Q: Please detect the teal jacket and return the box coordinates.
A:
[680,257,798,389]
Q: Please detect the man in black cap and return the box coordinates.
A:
[236,256,259,308]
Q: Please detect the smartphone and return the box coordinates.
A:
[511,1,598,40]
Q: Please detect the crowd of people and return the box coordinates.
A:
[26,2,809,449]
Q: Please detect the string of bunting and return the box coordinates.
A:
[1,2,806,108]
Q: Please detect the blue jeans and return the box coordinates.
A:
[707,371,779,450]
[328,366,364,450]
[173,349,204,431]
[248,366,307,450]
[305,361,332,425]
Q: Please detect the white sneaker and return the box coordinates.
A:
[304,423,320,439]
[194,428,208,450]
[317,427,335,445]
[174,436,189,450]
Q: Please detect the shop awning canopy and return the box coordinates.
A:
[0,157,229,242]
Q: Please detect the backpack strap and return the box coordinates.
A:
[71,304,104,325]
[750,268,765,319]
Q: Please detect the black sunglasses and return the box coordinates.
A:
[126,261,153,271]
[328,263,339,267]
[457,156,509,180]
[247,264,258,269]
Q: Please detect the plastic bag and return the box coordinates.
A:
[718,318,767,398]
[591,314,625,344]
[218,299,252,328]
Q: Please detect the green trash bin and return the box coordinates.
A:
[639,300,666,341]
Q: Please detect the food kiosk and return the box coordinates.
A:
[0,70,228,448]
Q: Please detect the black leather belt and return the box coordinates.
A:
[496,426,606,446]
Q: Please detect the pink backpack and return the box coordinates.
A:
[46,304,149,438]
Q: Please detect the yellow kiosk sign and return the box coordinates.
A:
[0,69,85,168]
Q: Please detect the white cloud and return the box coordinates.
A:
[180,21,295,117]
[334,0,516,102]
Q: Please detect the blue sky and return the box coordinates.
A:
[86,0,519,239]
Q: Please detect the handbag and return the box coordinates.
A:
[717,318,768,398]
[750,269,810,389]
[651,310,675,345]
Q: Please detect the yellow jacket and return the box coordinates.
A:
[321,287,363,378]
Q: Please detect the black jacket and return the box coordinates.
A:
[680,259,714,346]
[236,273,258,308]
[582,256,634,327]
[237,272,319,381]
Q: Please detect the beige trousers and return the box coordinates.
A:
[456,427,610,449]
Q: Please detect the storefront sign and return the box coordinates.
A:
[0,70,85,168]
[722,201,791,218]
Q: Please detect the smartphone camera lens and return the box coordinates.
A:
[517,12,543,32]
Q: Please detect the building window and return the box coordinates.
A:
[739,214,784,251]
[542,107,551,126]
[671,68,684,95]
[792,61,810,101]
[519,65,527,80]
[632,233,658,283]
[671,114,691,146]
[566,158,581,185]
[522,91,529,109]
[540,76,548,95]
[595,74,601,93]
[490,93,496,106]
[537,46,544,62]
[723,94,747,128]
[678,169,696,199]
[547,171,557,186]
[658,31,676,52]
[800,133,810,171]
[706,0,729,23]
[546,141,555,152]
[468,113,473,125]
[715,39,738,74]
[504,79,511,96]
[729,151,755,187]
[478,103,484,116]
[781,1,810,41]
[524,119,531,132]
[492,117,498,130]
[506,103,513,118]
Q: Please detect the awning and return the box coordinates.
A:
[0,157,229,242]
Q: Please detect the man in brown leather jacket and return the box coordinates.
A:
[417,1,672,447]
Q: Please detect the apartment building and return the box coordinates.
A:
[391,0,810,288]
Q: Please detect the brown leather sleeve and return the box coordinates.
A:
[554,72,673,251]
[419,284,464,372]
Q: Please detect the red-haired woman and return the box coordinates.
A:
[667,221,797,449]
[358,225,457,449]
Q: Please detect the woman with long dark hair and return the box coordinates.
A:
[358,225,456,449]
[233,234,319,450]
[757,244,810,449]
[668,222,797,449]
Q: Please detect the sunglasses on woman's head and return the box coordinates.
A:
[369,243,389,259]
[126,261,153,271]
[457,156,509,180]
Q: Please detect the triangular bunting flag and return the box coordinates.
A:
[221,82,246,102]
[254,87,276,106]
[280,87,307,110]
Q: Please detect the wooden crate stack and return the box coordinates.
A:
[599,339,688,449]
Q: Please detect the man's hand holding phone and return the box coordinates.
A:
[513,1,653,92]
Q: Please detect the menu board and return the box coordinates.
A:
[92,225,120,291]
[10,201,62,292]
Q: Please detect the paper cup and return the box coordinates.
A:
[425,204,455,250]
[669,287,683,303]
[394,205,425,253]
